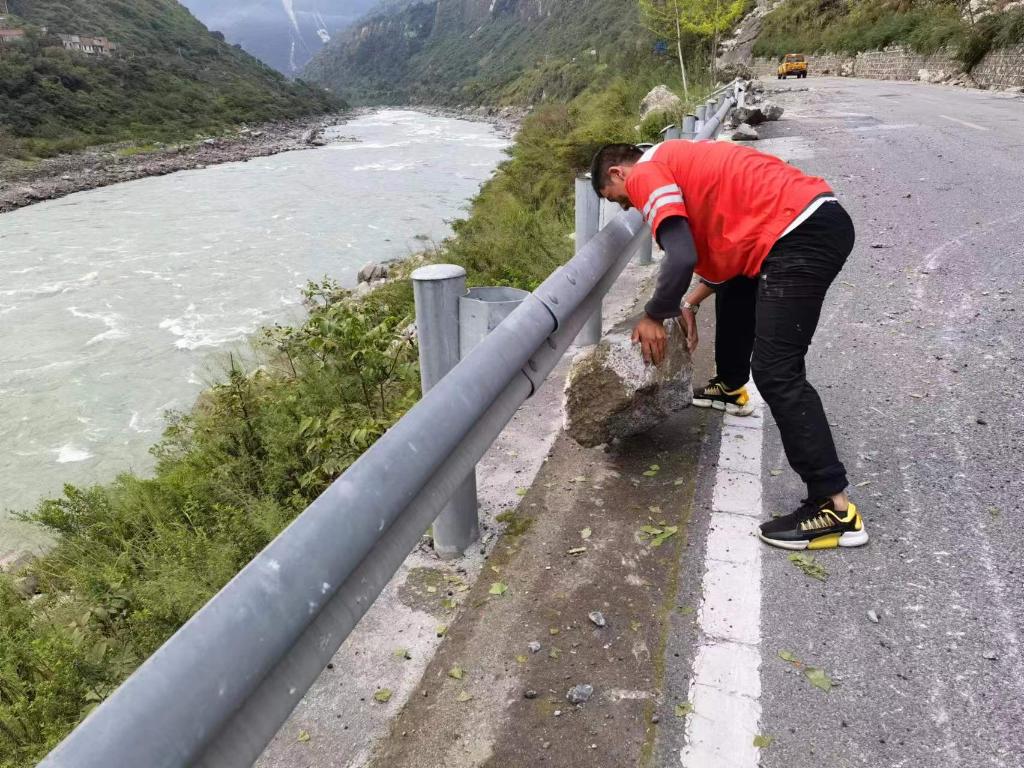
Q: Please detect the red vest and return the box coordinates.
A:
[625,140,833,283]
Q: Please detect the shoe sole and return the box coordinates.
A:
[692,398,755,416]
[757,528,869,550]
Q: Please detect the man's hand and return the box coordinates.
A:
[632,315,668,365]
[680,307,699,354]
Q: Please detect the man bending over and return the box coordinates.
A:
[590,140,867,551]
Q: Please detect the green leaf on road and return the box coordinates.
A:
[515,487,528,496]
[676,605,695,615]
[297,729,311,742]
[674,702,693,717]
[777,649,799,663]
[515,654,528,664]
[373,689,392,703]
[436,624,448,637]
[804,667,833,692]
[489,582,508,596]
[393,647,411,660]
[640,525,663,535]
[549,647,562,659]
[650,526,678,547]
[788,553,829,581]
[457,690,474,702]
[753,734,774,748]
[448,665,465,680]
[673,477,685,486]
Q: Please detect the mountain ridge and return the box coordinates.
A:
[302,0,652,105]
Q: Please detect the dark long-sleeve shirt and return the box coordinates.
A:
[644,215,697,320]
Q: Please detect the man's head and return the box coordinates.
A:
[590,143,643,208]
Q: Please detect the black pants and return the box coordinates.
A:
[714,200,854,499]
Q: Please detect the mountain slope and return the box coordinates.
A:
[302,0,654,105]
[0,0,343,159]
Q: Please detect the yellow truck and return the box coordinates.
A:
[777,54,808,79]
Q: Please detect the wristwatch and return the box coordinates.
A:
[682,301,700,315]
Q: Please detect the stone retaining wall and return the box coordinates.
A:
[970,43,1024,88]
[752,44,1024,89]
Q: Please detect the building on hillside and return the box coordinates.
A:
[0,28,25,44]
[58,34,117,55]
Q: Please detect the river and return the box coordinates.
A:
[0,110,510,555]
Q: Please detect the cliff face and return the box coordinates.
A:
[302,0,644,105]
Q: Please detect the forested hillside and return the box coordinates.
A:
[0,0,342,159]
[302,0,658,105]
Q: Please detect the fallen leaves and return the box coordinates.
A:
[297,729,311,742]
[642,464,660,477]
[515,487,528,496]
[456,690,474,702]
[373,689,392,703]
[639,524,678,547]
[448,665,465,680]
[788,553,828,581]
[753,734,774,748]
[804,667,834,692]
[777,649,834,693]
[393,647,411,660]
[488,582,508,596]
[674,702,693,717]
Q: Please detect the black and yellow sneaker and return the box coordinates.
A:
[692,377,754,416]
[758,498,869,550]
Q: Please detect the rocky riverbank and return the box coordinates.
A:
[0,105,526,215]
[0,114,360,214]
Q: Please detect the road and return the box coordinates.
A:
[704,77,1024,768]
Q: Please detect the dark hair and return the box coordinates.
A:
[590,143,642,195]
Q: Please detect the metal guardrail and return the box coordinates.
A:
[38,89,737,768]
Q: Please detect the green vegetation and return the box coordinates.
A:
[0,3,714,760]
[753,0,1024,68]
[0,1,342,160]
[639,0,749,98]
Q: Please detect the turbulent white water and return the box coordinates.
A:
[0,110,510,554]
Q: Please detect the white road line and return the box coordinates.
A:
[938,114,989,131]
[681,387,765,768]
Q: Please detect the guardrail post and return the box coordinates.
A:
[682,114,697,140]
[636,228,653,265]
[411,264,478,558]
[694,104,707,134]
[705,99,717,125]
[574,176,602,346]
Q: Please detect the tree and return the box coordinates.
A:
[639,0,747,96]
[639,0,694,100]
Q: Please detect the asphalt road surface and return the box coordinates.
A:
[735,78,1024,768]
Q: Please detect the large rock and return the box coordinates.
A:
[564,314,692,448]
[732,105,766,126]
[762,101,784,121]
[358,262,389,284]
[640,85,683,121]
[731,123,760,141]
